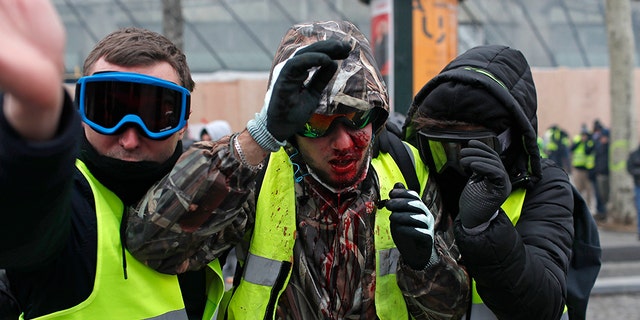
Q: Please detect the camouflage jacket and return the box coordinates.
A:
[126,135,469,319]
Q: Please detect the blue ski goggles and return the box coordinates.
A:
[417,128,510,175]
[75,72,190,140]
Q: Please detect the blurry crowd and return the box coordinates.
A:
[539,120,610,221]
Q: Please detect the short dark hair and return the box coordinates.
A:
[83,27,195,91]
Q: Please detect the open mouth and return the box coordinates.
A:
[329,157,358,174]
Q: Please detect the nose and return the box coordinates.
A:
[328,123,354,150]
[118,127,142,150]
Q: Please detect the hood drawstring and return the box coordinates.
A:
[289,149,309,183]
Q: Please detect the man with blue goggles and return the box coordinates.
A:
[0,2,222,318]
[76,71,191,140]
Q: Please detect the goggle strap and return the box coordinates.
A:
[184,94,191,121]
[497,128,511,153]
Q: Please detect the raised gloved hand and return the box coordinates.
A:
[458,140,512,229]
[247,39,351,151]
[386,182,437,270]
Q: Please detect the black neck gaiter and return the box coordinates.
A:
[78,135,182,206]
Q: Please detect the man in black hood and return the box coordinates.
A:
[399,45,575,319]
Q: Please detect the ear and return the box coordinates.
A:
[178,123,188,139]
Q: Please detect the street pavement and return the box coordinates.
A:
[586,221,640,319]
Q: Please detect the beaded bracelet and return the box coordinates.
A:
[233,134,264,171]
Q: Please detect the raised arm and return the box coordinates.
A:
[0,0,81,268]
[0,0,66,141]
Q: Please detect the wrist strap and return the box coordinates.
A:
[246,112,286,152]
[423,250,440,270]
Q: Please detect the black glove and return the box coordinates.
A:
[386,182,436,270]
[247,39,351,151]
[458,140,512,229]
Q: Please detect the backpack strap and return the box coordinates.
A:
[567,183,602,320]
[376,128,420,193]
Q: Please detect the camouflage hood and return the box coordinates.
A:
[269,20,389,132]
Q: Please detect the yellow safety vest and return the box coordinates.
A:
[223,146,427,319]
[571,136,594,169]
[537,136,547,158]
[30,160,224,320]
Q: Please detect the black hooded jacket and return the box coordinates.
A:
[404,45,574,319]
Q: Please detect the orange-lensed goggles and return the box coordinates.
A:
[298,110,373,138]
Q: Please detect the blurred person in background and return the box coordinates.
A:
[571,126,596,211]
[592,129,610,222]
[626,144,640,240]
[544,124,571,173]
[200,128,212,141]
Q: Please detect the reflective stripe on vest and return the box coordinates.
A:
[465,188,568,320]
[34,160,188,319]
[225,148,297,319]
[226,146,426,319]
